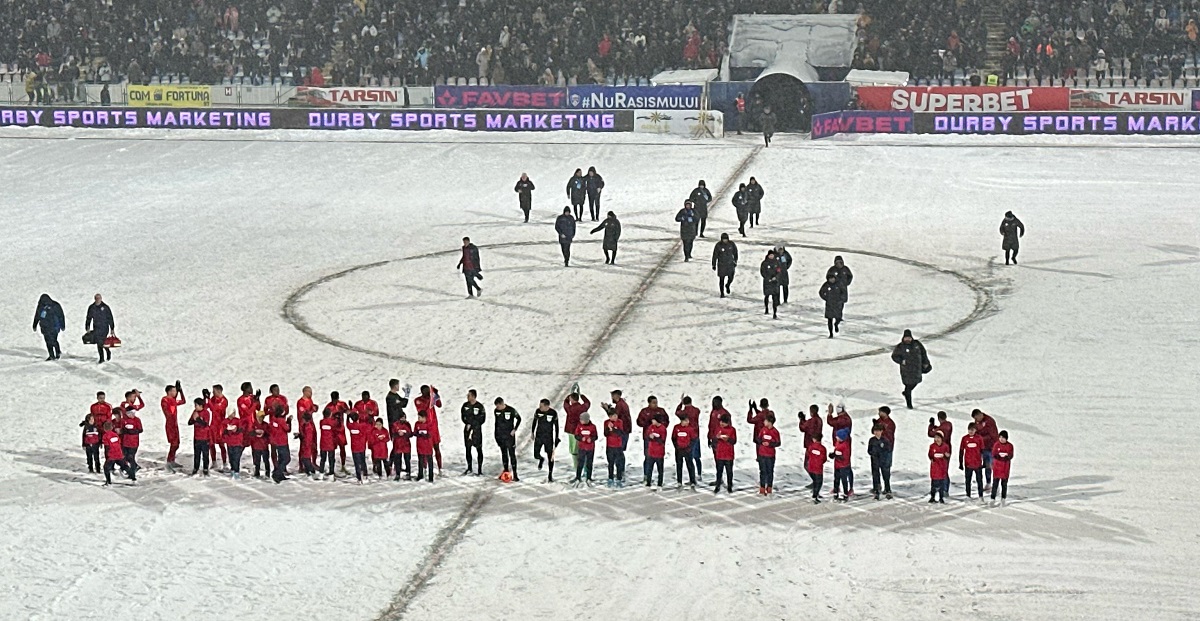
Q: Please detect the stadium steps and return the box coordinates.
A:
[981,4,1008,74]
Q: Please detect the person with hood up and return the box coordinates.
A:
[999,211,1025,265]
[689,180,713,237]
[892,330,932,409]
[732,183,750,236]
[819,273,847,338]
[555,207,577,266]
[826,256,854,300]
[590,211,621,264]
[712,233,739,297]
[746,177,765,227]
[585,166,605,221]
[514,173,535,222]
[566,169,587,221]
[33,293,65,360]
[760,250,782,319]
[675,200,699,261]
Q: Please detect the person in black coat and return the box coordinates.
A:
[33,294,66,360]
[514,173,535,223]
[774,245,793,303]
[585,166,605,221]
[456,237,483,297]
[746,177,765,227]
[712,233,738,297]
[819,274,847,338]
[590,211,622,264]
[689,180,713,238]
[826,256,854,300]
[999,211,1025,265]
[555,207,577,266]
[761,106,777,147]
[760,250,782,319]
[85,293,115,363]
[675,201,699,261]
[732,183,750,236]
[566,169,587,222]
[891,329,931,409]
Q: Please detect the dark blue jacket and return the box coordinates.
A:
[33,295,65,334]
[566,175,587,203]
[555,214,577,241]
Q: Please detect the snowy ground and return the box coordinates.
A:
[0,128,1197,620]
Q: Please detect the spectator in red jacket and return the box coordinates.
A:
[81,413,101,473]
[298,411,318,478]
[268,405,292,483]
[119,405,143,477]
[603,409,625,488]
[414,411,436,482]
[832,428,853,501]
[959,422,985,499]
[928,432,951,504]
[805,433,828,503]
[205,385,230,471]
[971,409,999,488]
[161,382,185,470]
[188,398,212,477]
[347,412,372,483]
[563,391,591,470]
[990,431,1014,504]
[644,417,668,488]
[799,404,823,448]
[572,412,598,485]
[712,413,737,494]
[101,421,131,486]
[928,411,953,448]
[222,415,244,479]
[391,413,413,480]
[370,419,392,479]
[250,413,271,478]
[318,409,338,478]
[671,411,698,488]
[675,396,702,483]
[755,414,781,495]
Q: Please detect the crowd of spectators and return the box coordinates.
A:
[850,0,987,80]
[999,0,1200,85]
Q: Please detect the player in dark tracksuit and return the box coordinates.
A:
[689,181,712,238]
[493,398,521,481]
[712,234,738,297]
[566,169,587,221]
[555,207,576,266]
[590,211,621,265]
[585,166,605,221]
[1000,211,1025,265]
[675,201,699,261]
[461,390,486,475]
[514,173,535,222]
[732,184,750,236]
[531,399,561,482]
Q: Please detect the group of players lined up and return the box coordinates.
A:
[79,381,1016,505]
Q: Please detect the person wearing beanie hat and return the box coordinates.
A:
[732,183,750,236]
[514,172,535,223]
[555,206,577,266]
[712,232,739,297]
[892,330,931,409]
[746,177,764,226]
[999,211,1025,265]
[585,166,604,221]
[571,412,598,485]
[689,180,712,237]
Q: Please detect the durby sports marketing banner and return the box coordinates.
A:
[915,112,1200,135]
[1069,89,1189,111]
[0,107,634,132]
[810,110,913,139]
[857,86,1069,112]
[567,85,702,110]
[434,85,567,109]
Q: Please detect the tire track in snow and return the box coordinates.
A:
[370,146,763,621]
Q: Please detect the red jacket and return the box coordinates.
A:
[268,415,291,447]
[189,408,212,442]
[161,396,184,428]
[103,430,124,460]
[208,395,229,423]
[297,397,318,420]
[645,423,667,459]
[414,421,434,455]
[120,414,143,448]
[805,442,827,474]
[391,420,413,453]
[991,441,1014,479]
[747,407,772,439]
[250,422,270,451]
[222,419,244,447]
[928,442,951,480]
[672,423,696,450]
[347,421,371,453]
[959,433,983,469]
[575,422,598,452]
[82,424,101,447]
[414,392,442,444]
[827,411,852,438]
[974,414,998,450]
[676,404,700,428]
[873,416,896,446]
[799,415,822,448]
[712,425,737,460]
[370,427,390,459]
[613,399,631,433]
[236,394,259,421]
[928,420,953,446]
[263,394,289,417]
[636,406,666,429]
[91,401,113,426]
[755,426,781,458]
[563,395,591,435]
[354,400,380,424]
[299,421,318,459]
[832,438,851,469]
[318,417,337,452]
[603,418,624,448]
[707,407,730,440]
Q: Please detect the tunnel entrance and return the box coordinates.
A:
[748,74,813,132]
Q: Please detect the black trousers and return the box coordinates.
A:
[606,447,624,480]
[519,198,531,222]
[392,452,411,478]
[714,459,733,491]
[681,237,694,260]
[764,289,779,316]
[675,451,696,484]
[575,449,594,481]
[103,458,129,484]
[870,459,892,494]
[757,456,775,488]
[990,477,1009,499]
[646,457,664,486]
[603,247,618,264]
[96,340,110,362]
[1005,246,1019,264]
[463,270,481,295]
[464,427,483,473]
[319,450,336,475]
[122,446,139,476]
[587,192,601,220]
[252,448,270,476]
[560,241,572,265]
[193,440,210,473]
[903,383,918,408]
[497,437,517,474]
[42,330,61,358]
[698,215,707,237]
[85,445,101,472]
[229,445,244,473]
[352,451,368,481]
[809,472,823,498]
[718,271,734,296]
[416,454,435,481]
[572,201,584,221]
[965,467,984,496]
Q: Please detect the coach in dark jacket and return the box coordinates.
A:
[85,293,115,363]
[585,166,605,221]
[555,207,577,267]
[675,201,699,261]
[712,234,738,297]
[590,211,621,265]
[1000,211,1025,265]
[566,169,587,221]
[689,181,712,237]
[819,275,847,338]
[891,329,931,409]
[33,293,65,360]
